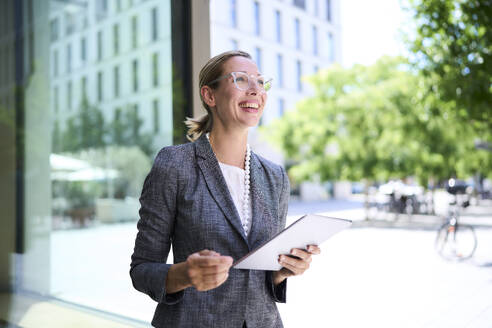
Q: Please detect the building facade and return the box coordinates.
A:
[210,0,341,163]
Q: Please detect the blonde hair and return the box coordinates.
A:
[185,50,252,141]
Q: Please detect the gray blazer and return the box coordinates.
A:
[130,134,290,328]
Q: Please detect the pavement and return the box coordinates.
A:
[4,197,492,327]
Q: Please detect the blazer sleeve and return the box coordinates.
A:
[130,148,183,305]
[266,165,290,303]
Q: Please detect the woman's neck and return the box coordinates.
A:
[208,127,249,169]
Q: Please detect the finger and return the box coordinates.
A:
[198,249,220,256]
[290,249,313,262]
[278,257,304,275]
[193,255,233,268]
[307,245,321,255]
[280,255,309,271]
[188,264,230,277]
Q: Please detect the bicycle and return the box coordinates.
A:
[434,180,477,261]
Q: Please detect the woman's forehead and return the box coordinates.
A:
[223,56,260,75]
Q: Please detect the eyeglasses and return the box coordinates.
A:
[208,72,273,92]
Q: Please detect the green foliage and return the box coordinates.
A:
[264,56,492,187]
[407,0,492,128]
[57,99,154,156]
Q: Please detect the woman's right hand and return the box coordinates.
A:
[166,249,233,293]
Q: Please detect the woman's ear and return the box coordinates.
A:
[201,86,216,108]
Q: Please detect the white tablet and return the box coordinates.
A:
[233,214,352,270]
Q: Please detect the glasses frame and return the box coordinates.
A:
[208,72,273,92]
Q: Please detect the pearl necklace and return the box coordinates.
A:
[206,133,251,235]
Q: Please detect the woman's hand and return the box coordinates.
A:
[272,245,321,285]
[166,249,233,293]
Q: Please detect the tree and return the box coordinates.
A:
[263,57,486,192]
[407,0,492,129]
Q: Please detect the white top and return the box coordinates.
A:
[218,162,253,235]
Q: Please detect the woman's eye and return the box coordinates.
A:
[258,80,265,85]
[236,77,246,82]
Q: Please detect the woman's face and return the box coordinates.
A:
[205,56,267,131]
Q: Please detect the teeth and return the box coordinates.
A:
[239,103,259,109]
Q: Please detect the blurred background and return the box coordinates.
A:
[1,0,491,327]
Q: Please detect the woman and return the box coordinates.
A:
[130,50,320,328]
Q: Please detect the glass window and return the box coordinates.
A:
[113,24,120,55]
[328,32,335,62]
[50,18,59,42]
[131,16,138,48]
[152,52,159,87]
[293,0,306,10]
[132,59,139,92]
[312,25,318,55]
[151,7,158,41]
[295,18,301,50]
[296,59,302,91]
[326,0,332,22]
[153,99,160,133]
[2,0,176,325]
[314,0,319,16]
[230,0,237,28]
[230,39,238,50]
[97,71,103,102]
[66,43,72,73]
[67,80,72,110]
[114,65,120,97]
[97,30,103,61]
[275,10,281,43]
[277,53,283,88]
[255,47,262,72]
[254,2,260,36]
[81,37,87,62]
[278,97,285,116]
[53,49,59,77]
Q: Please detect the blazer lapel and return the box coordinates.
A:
[195,135,249,246]
[247,152,275,249]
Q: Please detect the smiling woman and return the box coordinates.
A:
[130,50,321,327]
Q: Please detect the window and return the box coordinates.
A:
[326,0,332,22]
[97,30,103,61]
[254,2,260,36]
[296,60,302,91]
[131,16,138,48]
[327,32,335,62]
[81,37,87,62]
[295,18,301,50]
[50,18,59,42]
[277,54,283,88]
[53,49,59,77]
[54,86,59,113]
[230,39,238,50]
[255,47,262,72]
[65,12,76,36]
[293,0,306,10]
[81,76,87,99]
[95,0,108,21]
[151,7,158,41]
[67,80,72,110]
[230,0,237,28]
[312,25,318,55]
[97,71,103,102]
[275,10,281,43]
[113,24,120,55]
[152,52,159,87]
[153,99,160,133]
[66,43,72,73]
[132,59,139,92]
[116,0,122,12]
[278,98,285,116]
[113,65,120,97]
[314,64,319,73]
[314,0,319,16]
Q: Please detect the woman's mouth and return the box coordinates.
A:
[239,102,259,113]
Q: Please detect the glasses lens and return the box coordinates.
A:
[234,72,249,90]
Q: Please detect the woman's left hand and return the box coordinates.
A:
[273,245,321,285]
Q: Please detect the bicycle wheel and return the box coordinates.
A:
[435,223,477,261]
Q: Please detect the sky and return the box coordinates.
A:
[340,0,412,67]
